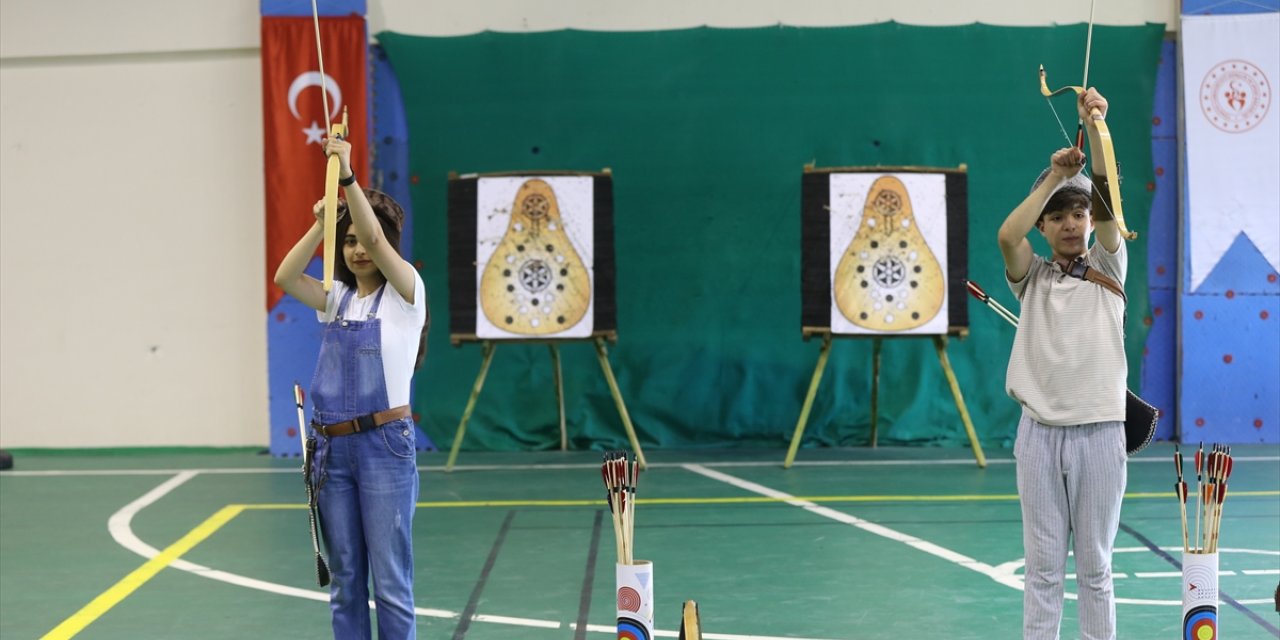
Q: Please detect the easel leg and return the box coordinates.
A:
[446,341,497,472]
[784,333,833,468]
[932,335,987,468]
[593,336,647,468]
[870,338,882,448]
[550,343,566,451]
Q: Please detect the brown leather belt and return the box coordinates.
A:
[313,405,411,438]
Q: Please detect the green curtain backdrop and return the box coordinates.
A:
[378,23,1164,453]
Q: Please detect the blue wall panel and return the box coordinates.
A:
[1182,0,1280,14]
[1196,234,1280,296]
[1180,295,1280,442]
[1143,287,1178,441]
[261,0,365,17]
[1141,38,1179,437]
[267,260,326,457]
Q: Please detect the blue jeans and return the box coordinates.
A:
[315,417,419,639]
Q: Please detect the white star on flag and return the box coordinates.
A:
[302,121,327,145]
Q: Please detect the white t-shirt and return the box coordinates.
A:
[317,273,427,408]
[1005,240,1128,426]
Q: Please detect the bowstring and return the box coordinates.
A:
[1044,99,1073,146]
[1041,0,1117,224]
[1043,100,1118,223]
[311,0,331,127]
[1082,0,1096,96]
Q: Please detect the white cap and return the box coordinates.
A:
[1030,167,1092,198]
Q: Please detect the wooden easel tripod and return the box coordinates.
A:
[783,329,986,468]
[445,333,646,471]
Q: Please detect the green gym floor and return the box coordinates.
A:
[2,446,1277,639]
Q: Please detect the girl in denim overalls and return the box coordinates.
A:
[275,137,427,639]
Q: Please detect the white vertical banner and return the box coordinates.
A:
[1182,13,1280,291]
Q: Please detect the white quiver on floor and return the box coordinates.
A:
[617,560,654,639]
[1182,551,1219,639]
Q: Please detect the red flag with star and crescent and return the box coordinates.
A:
[261,15,369,310]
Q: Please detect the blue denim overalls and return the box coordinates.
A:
[311,285,419,639]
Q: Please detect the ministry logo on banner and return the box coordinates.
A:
[1199,59,1271,133]
[1182,13,1279,292]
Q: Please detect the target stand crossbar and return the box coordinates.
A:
[783,328,986,468]
[444,332,646,471]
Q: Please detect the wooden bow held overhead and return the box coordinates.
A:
[1037,0,1137,241]
[312,0,349,291]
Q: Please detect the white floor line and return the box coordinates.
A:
[683,463,1024,590]
[681,464,1280,607]
[105,471,839,638]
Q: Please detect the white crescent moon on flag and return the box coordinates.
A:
[287,71,342,121]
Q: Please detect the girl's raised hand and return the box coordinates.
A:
[323,136,353,179]
[312,197,345,224]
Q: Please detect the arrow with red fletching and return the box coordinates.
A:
[1175,444,1189,552]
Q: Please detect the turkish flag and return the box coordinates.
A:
[262,15,369,310]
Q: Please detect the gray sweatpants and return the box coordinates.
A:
[1014,412,1127,640]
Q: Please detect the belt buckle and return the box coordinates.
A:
[355,413,378,433]
[1067,259,1089,279]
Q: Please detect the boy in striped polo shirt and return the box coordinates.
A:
[997,87,1127,640]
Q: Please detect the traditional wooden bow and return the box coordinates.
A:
[311,0,349,291]
[1038,0,1138,240]
[321,109,348,292]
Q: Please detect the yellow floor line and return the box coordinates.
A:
[40,505,245,640]
[237,490,1280,510]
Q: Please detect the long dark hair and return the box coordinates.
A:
[335,189,430,370]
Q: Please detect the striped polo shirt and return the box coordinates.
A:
[1005,240,1128,426]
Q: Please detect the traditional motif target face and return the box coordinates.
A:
[476,177,594,338]
[829,173,949,334]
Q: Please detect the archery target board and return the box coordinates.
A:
[800,167,969,335]
[448,172,616,342]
